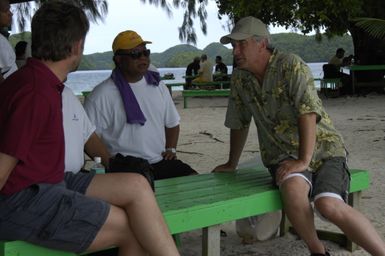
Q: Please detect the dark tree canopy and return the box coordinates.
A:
[10,0,108,31]
[8,0,385,65]
[159,0,385,65]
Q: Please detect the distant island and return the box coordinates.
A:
[9,32,353,70]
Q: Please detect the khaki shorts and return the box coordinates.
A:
[0,172,110,253]
[268,157,350,202]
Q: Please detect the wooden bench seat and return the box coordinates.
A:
[182,89,230,108]
[165,82,185,96]
[0,167,370,256]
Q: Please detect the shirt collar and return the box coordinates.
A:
[27,58,65,93]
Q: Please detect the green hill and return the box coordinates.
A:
[9,32,353,70]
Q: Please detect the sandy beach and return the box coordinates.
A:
[170,91,385,256]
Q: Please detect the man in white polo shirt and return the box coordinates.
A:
[62,86,110,172]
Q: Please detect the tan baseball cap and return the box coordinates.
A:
[220,16,270,44]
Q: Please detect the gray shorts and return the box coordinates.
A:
[0,172,110,253]
[268,157,351,202]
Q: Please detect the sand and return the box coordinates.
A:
[170,91,385,256]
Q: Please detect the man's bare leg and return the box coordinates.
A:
[87,205,146,255]
[86,172,179,256]
[280,177,326,254]
[315,197,385,256]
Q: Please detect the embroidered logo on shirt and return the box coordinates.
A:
[72,114,79,121]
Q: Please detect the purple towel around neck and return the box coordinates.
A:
[111,68,160,125]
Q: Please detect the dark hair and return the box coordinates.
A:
[216,56,222,61]
[14,41,28,57]
[31,1,89,61]
[336,48,345,54]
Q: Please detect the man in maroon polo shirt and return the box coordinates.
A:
[0,2,179,256]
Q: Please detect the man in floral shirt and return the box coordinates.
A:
[214,16,385,256]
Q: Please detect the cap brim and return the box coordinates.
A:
[143,40,152,45]
[220,32,253,44]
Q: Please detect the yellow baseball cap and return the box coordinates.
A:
[112,30,152,53]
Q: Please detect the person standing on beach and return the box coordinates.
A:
[213,16,385,256]
[0,2,179,256]
[84,30,197,180]
[0,0,17,83]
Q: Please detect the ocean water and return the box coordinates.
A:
[65,63,326,95]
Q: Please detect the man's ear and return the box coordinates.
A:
[72,38,85,56]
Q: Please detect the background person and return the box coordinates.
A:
[84,30,197,181]
[325,48,352,95]
[213,55,228,81]
[328,48,345,67]
[14,40,30,68]
[192,54,213,83]
[0,2,179,255]
[185,56,200,89]
[0,0,17,83]
[213,16,385,256]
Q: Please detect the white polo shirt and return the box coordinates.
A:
[84,76,180,164]
[0,34,17,79]
[62,87,95,172]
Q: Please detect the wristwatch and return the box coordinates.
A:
[166,147,176,154]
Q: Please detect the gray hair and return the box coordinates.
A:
[253,36,274,51]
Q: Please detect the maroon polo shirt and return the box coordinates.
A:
[0,58,65,195]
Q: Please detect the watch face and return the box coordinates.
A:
[167,148,176,153]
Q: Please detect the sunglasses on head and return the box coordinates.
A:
[116,49,151,59]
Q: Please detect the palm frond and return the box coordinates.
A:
[353,17,385,40]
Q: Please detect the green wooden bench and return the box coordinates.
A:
[165,82,185,96]
[0,167,370,256]
[192,81,230,90]
[314,78,341,97]
[182,89,230,108]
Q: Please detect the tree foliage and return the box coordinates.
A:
[145,0,385,66]
[140,0,209,45]
[11,0,108,31]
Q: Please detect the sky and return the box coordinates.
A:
[82,0,232,54]
[11,0,290,55]
[79,0,289,55]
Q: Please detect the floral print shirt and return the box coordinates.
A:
[225,49,346,171]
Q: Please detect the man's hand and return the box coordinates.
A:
[275,159,308,185]
[162,150,177,160]
[212,162,237,173]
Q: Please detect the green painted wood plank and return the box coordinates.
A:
[2,241,77,256]
[182,89,230,97]
[156,168,369,234]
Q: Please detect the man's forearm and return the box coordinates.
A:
[84,132,111,168]
[165,125,179,149]
[0,153,18,191]
[298,113,317,166]
[228,127,249,167]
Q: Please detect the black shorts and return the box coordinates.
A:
[268,157,350,202]
[151,159,197,180]
[0,172,110,253]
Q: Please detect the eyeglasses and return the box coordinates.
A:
[116,49,151,59]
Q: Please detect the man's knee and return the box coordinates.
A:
[281,176,310,197]
[314,197,345,221]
